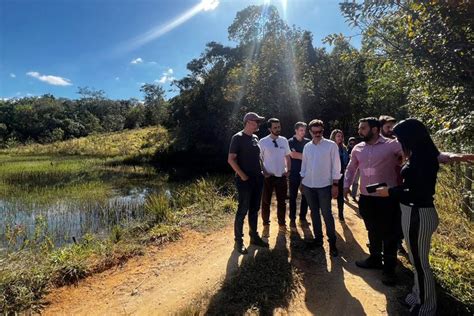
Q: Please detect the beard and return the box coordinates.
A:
[272,131,281,136]
[361,130,374,142]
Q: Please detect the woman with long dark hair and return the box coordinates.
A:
[330,129,349,221]
[376,118,440,316]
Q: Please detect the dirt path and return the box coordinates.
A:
[43,199,410,315]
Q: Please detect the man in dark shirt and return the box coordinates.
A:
[228,112,270,254]
[287,122,310,228]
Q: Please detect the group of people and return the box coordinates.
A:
[227,111,472,316]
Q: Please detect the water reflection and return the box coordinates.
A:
[0,186,162,252]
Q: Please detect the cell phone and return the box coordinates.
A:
[366,183,387,193]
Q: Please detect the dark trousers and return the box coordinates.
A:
[234,174,263,243]
[289,175,308,221]
[337,177,344,219]
[358,195,401,272]
[302,185,336,245]
[261,175,287,226]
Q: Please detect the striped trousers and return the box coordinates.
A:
[400,203,439,316]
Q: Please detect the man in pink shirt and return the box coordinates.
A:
[344,117,402,286]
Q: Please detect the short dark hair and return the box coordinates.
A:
[308,119,324,129]
[359,117,381,129]
[267,118,280,128]
[379,115,397,126]
[294,121,307,130]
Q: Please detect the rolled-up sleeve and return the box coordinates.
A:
[344,149,359,188]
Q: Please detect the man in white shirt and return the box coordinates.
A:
[259,118,291,237]
[301,119,341,257]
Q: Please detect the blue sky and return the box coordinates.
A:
[0,0,360,100]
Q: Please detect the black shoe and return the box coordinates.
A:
[235,243,248,254]
[397,296,412,309]
[382,271,397,286]
[290,220,296,228]
[356,257,383,269]
[299,218,310,225]
[262,225,270,238]
[250,236,269,248]
[330,244,339,257]
[339,216,345,222]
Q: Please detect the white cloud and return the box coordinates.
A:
[115,77,120,81]
[9,73,16,78]
[131,57,143,64]
[155,68,175,84]
[26,71,72,86]
[148,61,158,65]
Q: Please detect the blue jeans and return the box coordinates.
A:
[302,185,336,244]
[234,174,263,243]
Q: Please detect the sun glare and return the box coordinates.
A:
[121,0,220,53]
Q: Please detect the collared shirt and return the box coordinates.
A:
[288,136,310,177]
[300,138,341,188]
[259,135,291,177]
[344,135,402,196]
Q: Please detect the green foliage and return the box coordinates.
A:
[432,167,473,309]
[340,0,473,150]
[0,173,236,313]
[0,89,169,148]
[144,193,174,225]
[170,5,379,167]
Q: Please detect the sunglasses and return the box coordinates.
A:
[311,129,323,135]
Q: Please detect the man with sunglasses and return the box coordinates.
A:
[301,119,341,257]
[228,112,270,254]
[259,118,292,237]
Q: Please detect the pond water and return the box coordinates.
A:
[0,155,171,253]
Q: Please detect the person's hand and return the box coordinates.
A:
[284,171,290,177]
[263,171,271,178]
[240,174,249,181]
[375,186,389,197]
[343,187,350,200]
[331,185,339,199]
[459,154,474,163]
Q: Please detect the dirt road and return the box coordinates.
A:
[43,199,411,315]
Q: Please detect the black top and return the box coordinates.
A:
[388,155,439,207]
[229,131,262,176]
[288,136,310,177]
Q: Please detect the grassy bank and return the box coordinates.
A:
[0,176,236,313]
[432,166,473,312]
[0,127,238,313]
[1,126,169,162]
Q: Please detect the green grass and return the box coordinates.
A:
[431,166,473,311]
[1,126,169,160]
[0,175,236,314]
[0,127,237,313]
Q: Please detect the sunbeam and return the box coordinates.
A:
[120,0,219,53]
